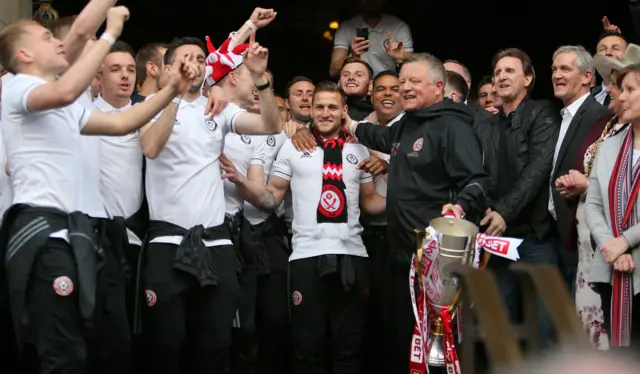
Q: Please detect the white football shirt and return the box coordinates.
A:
[1,74,88,213]
[241,131,288,225]
[0,73,14,221]
[93,96,144,245]
[271,139,372,261]
[146,97,241,247]
[77,89,107,218]
[223,133,267,216]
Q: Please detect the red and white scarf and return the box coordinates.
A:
[607,127,640,346]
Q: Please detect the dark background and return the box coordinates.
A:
[51,0,635,99]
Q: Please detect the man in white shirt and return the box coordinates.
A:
[330,0,413,77]
[224,82,385,373]
[0,72,14,221]
[0,7,196,373]
[92,41,149,348]
[137,30,282,374]
[549,46,609,294]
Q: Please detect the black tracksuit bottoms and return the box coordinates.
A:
[289,255,369,374]
[141,242,239,374]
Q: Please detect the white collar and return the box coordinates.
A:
[564,92,589,117]
[178,95,207,109]
[94,95,132,113]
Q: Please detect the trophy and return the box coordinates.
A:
[424,216,479,367]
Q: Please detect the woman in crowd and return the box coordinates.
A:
[586,63,640,349]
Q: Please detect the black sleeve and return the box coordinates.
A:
[354,122,394,154]
[493,102,560,223]
[442,122,490,221]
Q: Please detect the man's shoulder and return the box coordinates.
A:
[581,94,611,116]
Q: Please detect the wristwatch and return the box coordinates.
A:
[256,80,271,91]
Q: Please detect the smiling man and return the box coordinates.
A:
[481,47,561,349]
[339,57,374,120]
[549,45,609,293]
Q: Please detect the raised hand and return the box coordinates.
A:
[385,32,405,63]
[243,31,269,79]
[249,8,278,29]
[357,155,388,175]
[169,53,198,95]
[602,16,621,34]
[105,6,130,39]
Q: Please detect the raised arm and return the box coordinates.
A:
[351,120,395,154]
[83,55,197,136]
[63,0,118,64]
[229,8,277,49]
[140,53,196,158]
[234,32,282,135]
[26,7,129,112]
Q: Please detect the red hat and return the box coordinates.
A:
[204,33,250,86]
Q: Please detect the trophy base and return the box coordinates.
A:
[427,333,445,367]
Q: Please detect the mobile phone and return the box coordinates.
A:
[356,27,369,40]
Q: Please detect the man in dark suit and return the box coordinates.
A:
[549,46,610,294]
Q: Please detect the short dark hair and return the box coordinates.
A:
[286,76,314,99]
[135,42,167,86]
[373,70,399,88]
[164,37,206,65]
[341,57,374,80]
[445,71,469,102]
[109,41,135,60]
[478,75,493,88]
[48,15,77,39]
[313,81,346,106]
[491,48,536,93]
[598,30,628,45]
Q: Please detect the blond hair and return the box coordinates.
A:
[0,19,40,74]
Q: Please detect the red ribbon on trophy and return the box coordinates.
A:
[409,227,443,374]
[441,308,462,374]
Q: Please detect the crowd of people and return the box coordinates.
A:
[2,0,640,373]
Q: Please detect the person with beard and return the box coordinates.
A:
[283,76,315,137]
[0,6,198,372]
[339,57,374,121]
[137,30,282,373]
[291,53,488,373]
[223,81,385,374]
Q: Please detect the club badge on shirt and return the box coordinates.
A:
[319,184,345,218]
[205,118,217,131]
[267,135,276,147]
[346,154,358,164]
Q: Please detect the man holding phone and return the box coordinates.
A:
[329,0,413,78]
